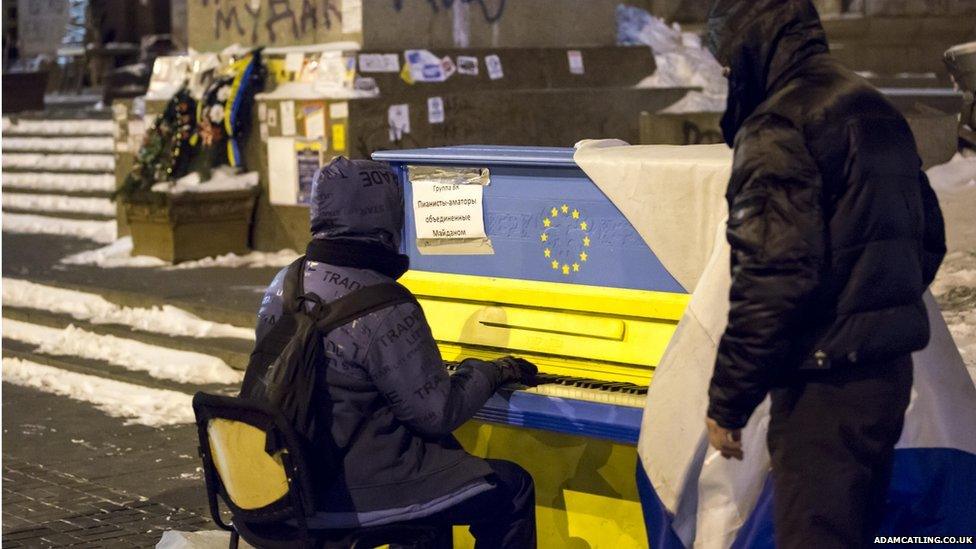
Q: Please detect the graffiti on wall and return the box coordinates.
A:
[392,0,507,24]
[200,0,342,43]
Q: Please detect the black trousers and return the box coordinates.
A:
[405,458,536,549]
[768,355,913,549]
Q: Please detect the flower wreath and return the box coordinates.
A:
[115,88,196,200]
[192,48,264,170]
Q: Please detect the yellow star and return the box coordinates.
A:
[544,248,551,258]
[562,264,570,275]
[551,259,560,270]
[540,233,548,242]
[572,263,580,272]
[550,207,558,217]
[561,204,569,214]
[580,251,588,262]
[580,221,588,231]
[543,218,552,228]
[583,236,591,247]
[572,209,580,219]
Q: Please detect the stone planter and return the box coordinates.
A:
[123,189,258,263]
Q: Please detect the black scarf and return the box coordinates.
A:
[305,238,410,280]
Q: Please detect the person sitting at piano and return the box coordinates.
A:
[253,156,539,548]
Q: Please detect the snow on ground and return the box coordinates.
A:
[1,172,116,193]
[1,118,115,136]
[928,153,976,379]
[2,213,116,244]
[1,136,114,154]
[60,236,299,269]
[2,193,116,217]
[1,153,115,171]
[1,278,254,341]
[1,357,194,427]
[618,5,727,113]
[2,318,242,385]
[150,167,260,195]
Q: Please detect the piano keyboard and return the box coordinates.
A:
[445,361,648,409]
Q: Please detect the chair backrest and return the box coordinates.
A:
[192,392,316,527]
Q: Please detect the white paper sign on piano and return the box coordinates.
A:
[410,166,494,255]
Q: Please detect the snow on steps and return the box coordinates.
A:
[1,212,116,243]
[2,136,115,154]
[2,117,115,136]
[2,153,115,172]
[1,172,116,194]
[2,192,116,218]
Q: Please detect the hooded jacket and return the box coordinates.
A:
[705,0,946,429]
[256,157,506,525]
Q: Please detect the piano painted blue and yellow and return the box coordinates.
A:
[372,145,694,548]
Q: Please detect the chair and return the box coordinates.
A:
[192,392,443,548]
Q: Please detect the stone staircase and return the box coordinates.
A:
[2,113,118,242]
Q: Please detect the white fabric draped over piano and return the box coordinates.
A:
[573,140,976,548]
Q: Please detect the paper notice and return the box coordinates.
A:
[342,0,363,34]
[280,101,296,136]
[358,53,400,73]
[284,52,305,73]
[295,143,322,205]
[405,49,447,82]
[457,55,479,76]
[485,55,504,80]
[412,182,486,240]
[329,101,349,120]
[258,102,267,122]
[440,56,457,79]
[388,104,410,141]
[303,103,326,139]
[428,97,445,124]
[568,50,585,75]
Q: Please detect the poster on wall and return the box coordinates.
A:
[296,142,323,205]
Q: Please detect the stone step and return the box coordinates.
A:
[0,172,116,195]
[2,117,115,137]
[2,153,115,173]
[2,306,252,371]
[2,193,117,219]
[2,136,115,154]
[1,341,237,396]
[1,207,116,222]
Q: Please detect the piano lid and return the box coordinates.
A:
[373,145,578,168]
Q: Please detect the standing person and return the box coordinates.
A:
[251,156,538,548]
[702,1,946,548]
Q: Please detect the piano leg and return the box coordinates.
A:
[451,421,647,549]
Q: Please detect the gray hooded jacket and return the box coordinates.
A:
[256,157,506,526]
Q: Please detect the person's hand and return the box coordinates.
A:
[706,417,743,460]
[494,356,539,387]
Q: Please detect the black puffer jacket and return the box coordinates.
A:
[705,0,946,429]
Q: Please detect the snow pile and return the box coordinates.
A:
[2,213,116,243]
[618,5,727,113]
[2,136,114,153]
[60,237,167,268]
[2,193,116,217]
[2,153,115,171]
[2,278,254,341]
[2,172,116,193]
[927,153,976,377]
[150,167,260,195]
[1,118,115,136]
[157,529,256,549]
[2,318,242,385]
[61,236,299,269]
[2,357,194,427]
[928,152,976,253]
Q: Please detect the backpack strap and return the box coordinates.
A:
[315,283,418,333]
[282,255,307,314]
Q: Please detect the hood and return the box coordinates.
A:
[310,156,404,252]
[707,0,829,145]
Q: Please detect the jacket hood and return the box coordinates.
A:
[310,156,404,252]
[707,0,829,144]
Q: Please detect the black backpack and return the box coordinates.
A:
[240,256,416,454]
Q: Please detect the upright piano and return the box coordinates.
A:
[372,146,692,548]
